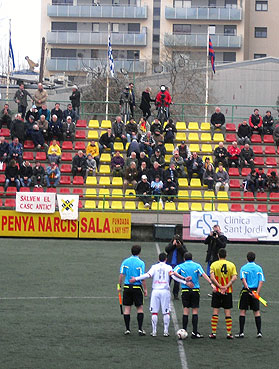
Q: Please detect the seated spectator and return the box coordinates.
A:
[150,148,166,169]
[186,152,204,185]
[214,141,228,169]
[215,164,229,194]
[267,171,279,193]
[262,110,274,135]
[240,143,255,170]
[203,156,214,171]
[31,124,48,150]
[237,120,251,145]
[48,114,63,142]
[256,167,267,193]
[111,151,125,177]
[85,154,96,180]
[38,104,50,122]
[137,161,148,181]
[164,163,179,185]
[249,108,263,136]
[138,117,150,140]
[24,115,36,140]
[203,163,215,191]
[0,103,12,129]
[99,128,114,155]
[125,118,138,143]
[25,105,39,123]
[273,124,279,147]
[45,162,60,188]
[123,161,138,192]
[140,131,155,158]
[127,138,140,158]
[138,151,151,169]
[63,104,77,123]
[8,137,23,166]
[62,116,75,142]
[170,150,186,178]
[4,159,20,192]
[151,118,164,145]
[136,174,151,208]
[37,115,49,141]
[178,141,191,164]
[10,114,25,143]
[48,139,61,164]
[210,107,225,139]
[0,136,9,164]
[151,175,164,203]
[125,152,138,169]
[227,141,241,168]
[243,170,257,193]
[163,176,177,202]
[72,150,87,178]
[32,161,45,187]
[86,140,100,168]
[154,140,166,157]
[112,116,127,147]
[164,118,177,143]
[51,102,63,122]
[148,161,164,182]
[19,160,33,188]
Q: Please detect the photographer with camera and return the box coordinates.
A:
[165,234,187,300]
[204,225,227,276]
[120,86,134,123]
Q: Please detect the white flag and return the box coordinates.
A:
[57,194,79,220]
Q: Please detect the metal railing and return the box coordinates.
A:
[164,33,242,48]
[165,6,242,21]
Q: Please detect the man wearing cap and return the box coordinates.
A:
[69,86,81,117]
[14,83,33,119]
[25,105,39,123]
[178,141,191,164]
[136,174,152,208]
[150,148,166,169]
[63,104,77,123]
[62,116,75,142]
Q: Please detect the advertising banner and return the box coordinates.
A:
[57,194,79,220]
[258,223,279,241]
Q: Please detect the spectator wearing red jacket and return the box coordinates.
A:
[249,108,263,136]
[155,85,172,120]
[227,141,241,168]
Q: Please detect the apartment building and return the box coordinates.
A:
[41,0,277,82]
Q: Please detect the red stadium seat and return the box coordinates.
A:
[36,152,47,161]
[230,179,241,188]
[24,140,35,149]
[0,186,4,195]
[256,192,267,201]
[226,123,236,132]
[257,204,268,213]
[61,153,72,161]
[6,187,17,196]
[0,198,2,206]
[0,163,6,172]
[267,169,278,176]
[244,204,255,212]
[20,187,30,192]
[23,152,34,161]
[60,176,71,185]
[263,135,274,143]
[46,187,57,193]
[241,168,251,176]
[266,157,277,166]
[228,168,240,177]
[5,199,15,207]
[251,135,261,143]
[75,130,86,139]
[230,191,242,201]
[73,176,84,185]
[33,187,44,192]
[0,174,5,183]
[230,204,242,211]
[269,193,279,202]
[265,146,276,155]
[0,128,10,137]
[75,142,86,150]
[73,188,83,197]
[76,120,87,128]
[226,134,237,143]
[60,164,71,173]
[62,141,73,150]
[254,157,264,166]
[252,146,263,155]
[244,191,254,201]
[59,188,71,194]
[270,205,279,213]
[78,200,83,208]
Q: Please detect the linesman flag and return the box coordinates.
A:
[9,29,15,70]
[208,37,215,74]
[108,35,115,77]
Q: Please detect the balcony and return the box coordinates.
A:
[164,33,242,49]
[47,31,147,46]
[47,4,147,19]
[165,7,242,21]
[46,58,146,73]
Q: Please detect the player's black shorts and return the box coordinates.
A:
[123,284,144,307]
[238,289,260,311]
[181,289,200,308]
[211,292,233,309]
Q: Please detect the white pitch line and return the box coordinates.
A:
[0,296,117,301]
[155,242,189,369]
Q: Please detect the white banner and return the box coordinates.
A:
[57,194,79,220]
[190,211,268,239]
[258,223,279,241]
[16,192,56,213]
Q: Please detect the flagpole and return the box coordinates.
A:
[6,18,11,101]
[105,23,111,121]
[205,26,209,123]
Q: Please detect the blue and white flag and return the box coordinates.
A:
[108,35,115,77]
[9,29,15,70]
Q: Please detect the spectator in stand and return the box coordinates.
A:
[4,159,20,192]
[262,110,274,135]
[228,141,241,168]
[38,104,50,122]
[256,167,267,193]
[137,161,148,181]
[26,105,39,123]
[215,164,229,194]
[48,139,61,164]
[164,118,177,144]
[138,151,151,169]
[8,137,23,166]
[0,136,9,164]
[243,170,257,193]
[148,161,164,182]
[163,176,177,202]
[99,128,114,155]
[164,162,179,185]
[178,141,191,164]
[48,114,63,142]
[186,152,204,185]
[111,151,125,177]
[125,152,138,169]
[154,140,166,157]
[10,114,25,143]
[138,117,150,140]
[25,115,36,140]
[237,120,251,145]
[151,175,164,203]
[136,174,151,208]
[249,108,263,136]
[151,118,164,145]
[123,161,138,193]
[125,118,138,143]
[119,86,133,122]
[170,150,186,178]
[72,150,87,179]
[45,162,60,188]
[32,161,45,187]
[240,143,255,171]
[86,140,100,168]
[0,103,12,129]
[19,160,33,188]
[128,82,136,119]
[150,148,166,169]
[69,86,81,117]
[203,163,215,191]
[203,156,214,171]
[13,83,33,119]
[140,131,155,158]
[210,107,226,139]
[62,116,75,142]
[85,153,96,180]
[267,171,279,193]
[112,116,127,148]
[214,141,228,169]
[51,103,63,122]
[273,124,279,147]
[139,87,154,120]
[155,85,172,120]
[34,83,48,109]
[63,104,77,123]
[37,115,49,141]
[31,124,48,151]
[127,138,140,158]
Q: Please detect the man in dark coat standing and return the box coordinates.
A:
[69,86,81,117]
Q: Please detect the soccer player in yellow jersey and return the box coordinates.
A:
[209,248,237,339]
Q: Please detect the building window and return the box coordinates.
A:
[173,0,191,8]
[128,23,140,34]
[173,24,191,35]
[254,53,267,59]
[51,48,76,58]
[255,1,268,11]
[153,35,160,42]
[127,50,140,60]
[225,0,237,8]
[208,0,216,7]
[112,23,119,33]
[153,20,160,29]
[154,7,160,16]
[255,27,267,38]
[51,22,77,31]
[224,25,237,36]
[92,23,99,32]
[52,0,73,4]
[223,52,236,63]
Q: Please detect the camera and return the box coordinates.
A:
[212,231,218,237]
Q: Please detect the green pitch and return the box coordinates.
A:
[1,239,278,369]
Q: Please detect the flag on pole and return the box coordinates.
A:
[9,29,15,70]
[208,37,215,74]
[108,36,115,77]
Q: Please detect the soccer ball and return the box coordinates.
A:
[177,329,188,340]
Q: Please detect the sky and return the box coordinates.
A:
[0,0,41,71]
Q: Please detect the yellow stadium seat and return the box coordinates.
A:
[88,130,99,140]
[85,188,97,198]
[99,165,110,174]
[217,191,229,200]
[204,203,215,211]
[190,190,202,200]
[124,201,136,210]
[163,121,168,128]
[165,143,174,153]
[188,132,199,141]
[86,176,97,185]
[164,202,176,211]
[188,122,199,131]
[112,177,123,187]
[200,133,211,142]
[204,190,215,200]
[190,178,201,187]
[176,132,187,141]
[191,203,203,211]
[217,203,229,212]
[125,189,136,198]
[111,201,123,210]
[177,202,189,211]
[101,120,111,129]
[176,122,187,131]
[97,201,110,209]
[125,142,130,151]
[201,122,210,131]
[98,188,110,197]
[112,189,123,198]
[151,202,163,210]
[178,178,188,187]
[189,144,200,152]
[138,202,149,210]
[165,154,172,164]
[84,200,96,209]
[114,142,124,151]
[100,153,111,163]
[201,144,212,153]
[99,177,110,186]
[213,133,224,142]
[178,190,189,200]
[88,120,99,128]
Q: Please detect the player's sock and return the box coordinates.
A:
[211,314,219,334]
[192,314,198,334]
[183,315,188,330]
[137,313,144,331]
[152,313,158,334]
[124,314,130,330]
[239,315,245,334]
[163,313,170,334]
[225,316,232,335]
[255,316,261,333]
